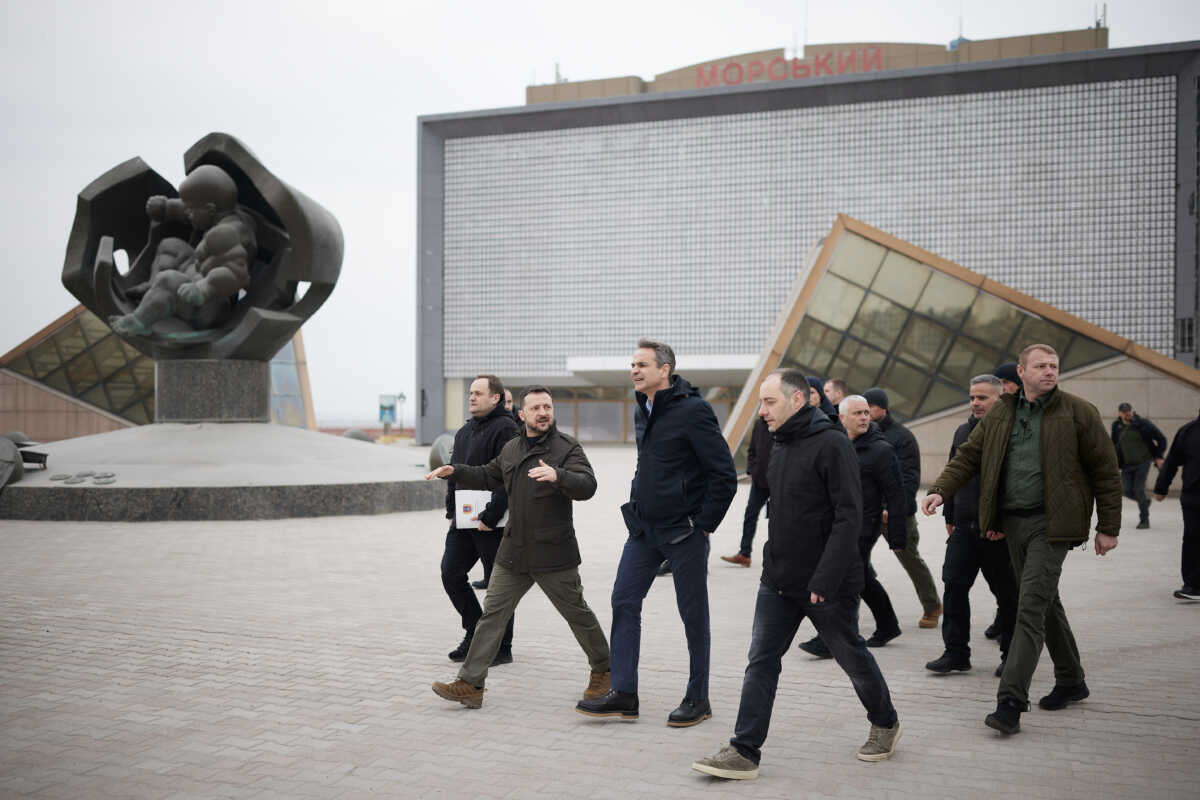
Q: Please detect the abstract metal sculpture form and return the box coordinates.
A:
[62,132,343,362]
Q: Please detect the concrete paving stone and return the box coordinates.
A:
[2,445,1199,797]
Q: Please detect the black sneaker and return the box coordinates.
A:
[448,631,473,662]
[984,619,1001,640]
[667,698,712,728]
[1136,520,1150,529]
[994,656,1007,678]
[985,698,1023,735]
[471,579,489,590]
[925,652,971,673]
[490,647,513,666]
[865,629,901,648]
[1038,682,1089,710]
[575,689,639,720]
[656,560,671,576]
[798,636,832,658]
[1173,586,1200,601]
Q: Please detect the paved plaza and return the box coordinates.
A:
[2,442,1198,799]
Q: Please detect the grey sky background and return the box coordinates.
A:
[2,0,1197,426]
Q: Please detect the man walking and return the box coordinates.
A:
[440,375,517,663]
[925,375,1017,677]
[1153,408,1200,600]
[427,387,611,709]
[720,417,771,568]
[798,394,909,657]
[691,371,900,781]
[922,344,1121,735]
[576,339,737,727]
[1111,402,1167,529]
[863,387,942,628]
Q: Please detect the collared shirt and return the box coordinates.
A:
[1002,387,1054,511]
[644,399,653,417]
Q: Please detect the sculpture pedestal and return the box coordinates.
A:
[155,360,269,423]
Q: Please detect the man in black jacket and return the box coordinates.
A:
[1154,409,1200,600]
[1112,403,1167,529]
[798,394,908,658]
[864,387,942,629]
[576,340,737,727]
[440,375,518,664]
[427,387,611,709]
[925,375,1017,676]
[721,417,772,567]
[692,370,899,781]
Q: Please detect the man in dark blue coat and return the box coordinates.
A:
[1154,409,1200,600]
[692,370,899,781]
[576,339,737,727]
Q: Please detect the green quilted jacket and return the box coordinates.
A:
[929,388,1121,543]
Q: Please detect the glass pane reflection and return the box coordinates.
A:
[940,337,1003,389]
[828,232,887,288]
[807,274,865,331]
[916,272,977,329]
[783,317,842,375]
[848,294,908,352]
[917,379,967,417]
[1061,335,1121,371]
[962,293,1024,352]
[829,338,886,393]
[1013,316,1074,359]
[878,359,929,419]
[871,250,930,308]
[896,316,953,372]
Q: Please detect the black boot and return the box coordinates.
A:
[985,698,1023,735]
[448,630,473,662]
[575,689,639,720]
[668,698,712,728]
[798,636,832,658]
[925,652,971,673]
[1038,682,1089,710]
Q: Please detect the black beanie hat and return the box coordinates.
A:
[863,387,889,410]
[994,362,1020,385]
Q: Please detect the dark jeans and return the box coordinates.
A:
[1121,462,1152,523]
[611,530,710,700]
[1183,504,1200,588]
[941,524,1017,659]
[738,484,770,557]
[730,584,897,765]
[997,512,1084,708]
[440,527,513,649]
[860,527,899,637]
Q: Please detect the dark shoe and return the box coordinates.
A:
[448,631,473,662]
[471,578,489,590]
[575,689,639,721]
[1136,520,1150,529]
[656,560,671,576]
[1038,682,1089,710]
[1174,585,1200,601]
[985,699,1022,735]
[994,657,1006,678]
[490,647,512,666]
[865,629,901,648]
[668,698,712,728]
[798,636,832,659]
[432,679,484,709]
[692,744,758,780]
[720,553,751,567]
[925,652,971,673]
[984,619,1001,640]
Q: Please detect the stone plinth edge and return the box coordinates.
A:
[0,479,444,521]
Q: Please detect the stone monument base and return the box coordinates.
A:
[0,424,442,521]
[156,359,269,423]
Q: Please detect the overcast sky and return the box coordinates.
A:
[1,0,1197,425]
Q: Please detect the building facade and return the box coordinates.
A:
[416,38,1200,445]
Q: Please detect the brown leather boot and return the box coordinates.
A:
[720,553,751,567]
[584,671,611,700]
[432,679,484,708]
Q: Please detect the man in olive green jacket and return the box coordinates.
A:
[922,344,1121,735]
[427,386,611,709]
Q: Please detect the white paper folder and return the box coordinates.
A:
[455,489,508,529]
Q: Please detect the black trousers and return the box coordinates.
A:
[1121,462,1151,523]
[859,528,900,637]
[738,484,770,557]
[1183,504,1200,589]
[941,523,1017,660]
[441,527,514,648]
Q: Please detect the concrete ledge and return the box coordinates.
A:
[0,479,443,521]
